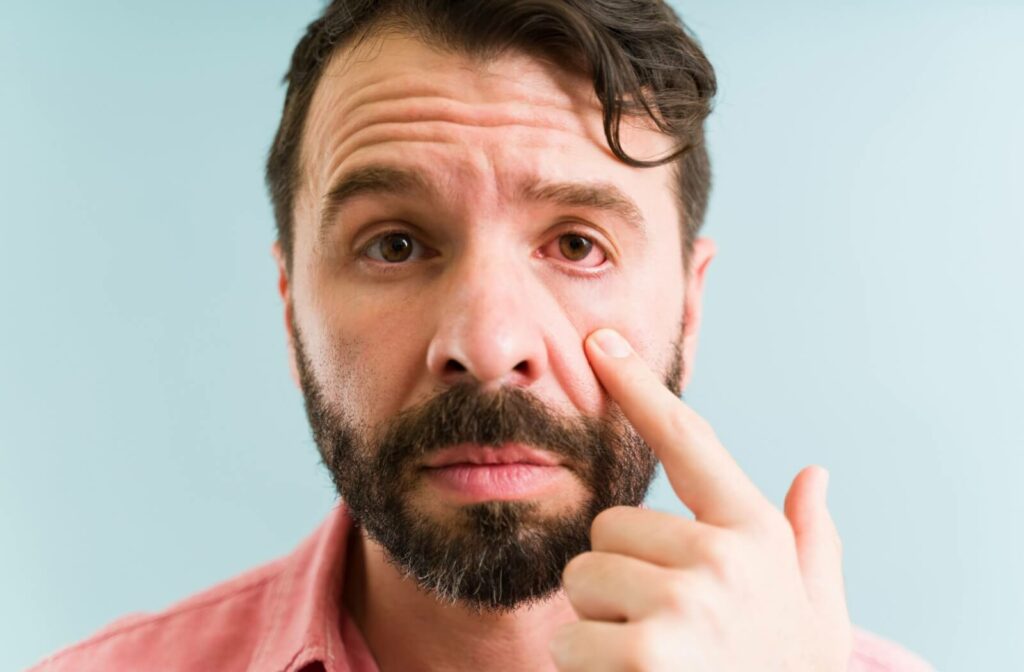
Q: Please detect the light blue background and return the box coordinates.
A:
[2,1,1021,669]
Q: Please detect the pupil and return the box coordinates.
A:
[381,234,412,262]
[560,235,591,261]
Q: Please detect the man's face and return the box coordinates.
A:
[275,31,712,611]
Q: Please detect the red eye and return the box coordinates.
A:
[544,233,607,268]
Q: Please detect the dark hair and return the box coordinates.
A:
[266,0,716,273]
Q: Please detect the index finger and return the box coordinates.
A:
[585,328,770,527]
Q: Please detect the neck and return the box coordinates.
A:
[343,525,578,672]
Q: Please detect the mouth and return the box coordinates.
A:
[422,442,563,468]
[421,443,570,502]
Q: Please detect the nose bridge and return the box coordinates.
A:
[426,246,548,389]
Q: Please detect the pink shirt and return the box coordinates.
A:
[30,503,932,671]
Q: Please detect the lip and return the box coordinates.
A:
[422,442,563,469]
[423,463,568,501]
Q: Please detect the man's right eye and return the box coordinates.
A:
[363,231,428,263]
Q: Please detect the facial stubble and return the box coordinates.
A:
[292,315,684,613]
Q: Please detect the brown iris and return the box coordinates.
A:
[378,233,413,262]
[558,234,593,261]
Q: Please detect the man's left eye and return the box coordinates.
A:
[543,233,607,268]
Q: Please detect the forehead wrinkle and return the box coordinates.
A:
[301,35,609,193]
[303,94,608,235]
[334,95,596,144]
[337,69,592,118]
[323,117,612,191]
[310,90,607,190]
[309,94,613,226]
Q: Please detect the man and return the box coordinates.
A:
[32,1,932,670]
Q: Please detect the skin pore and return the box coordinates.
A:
[272,28,716,672]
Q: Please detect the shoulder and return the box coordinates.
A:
[849,626,934,672]
[27,558,287,672]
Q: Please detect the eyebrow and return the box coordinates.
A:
[517,175,648,239]
[318,163,648,240]
[319,165,430,240]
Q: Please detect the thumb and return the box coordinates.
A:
[784,465,847,614]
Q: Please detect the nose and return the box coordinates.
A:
[425,255,549,390]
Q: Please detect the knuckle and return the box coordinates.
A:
[696,533,747,587]
[665,407,690,437]
[661,574,693,614]
[685,406,717,441]
[622,625,660,672]
[561,553,591,587]
[590,505,630,539]
[712,556,744,589]
[694,530,734,564]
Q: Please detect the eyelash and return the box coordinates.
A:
[358,228,612,272]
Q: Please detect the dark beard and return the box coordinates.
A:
[292,317,683,613]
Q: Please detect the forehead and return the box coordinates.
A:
[296,30,676,236]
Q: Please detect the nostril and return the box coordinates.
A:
[444,359,468,375]
[513,360,530,374]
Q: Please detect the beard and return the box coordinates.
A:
[292,317,683,614]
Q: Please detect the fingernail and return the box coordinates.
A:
[592,329,632,358]
[820,467,830,503]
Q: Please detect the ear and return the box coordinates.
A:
[272,241,302,390]
[680,236,716,391]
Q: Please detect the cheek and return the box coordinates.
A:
[570,270,684,384]
[533,271,680,417]
[630,304,685,385]
[313,292,430,424]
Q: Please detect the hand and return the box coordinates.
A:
[549,328,853,671]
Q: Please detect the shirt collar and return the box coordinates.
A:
[248,501,356,672]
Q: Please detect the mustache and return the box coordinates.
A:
[371,382,606,469]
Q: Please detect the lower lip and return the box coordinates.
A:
[423,463,567,501]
